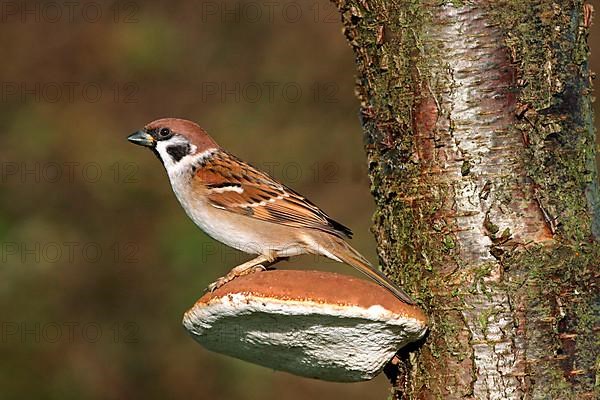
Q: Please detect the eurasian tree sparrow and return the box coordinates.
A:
[128,118,414,304]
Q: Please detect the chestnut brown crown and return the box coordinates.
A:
[144,118,219,152]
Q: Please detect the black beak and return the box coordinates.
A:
[127,130,155,147]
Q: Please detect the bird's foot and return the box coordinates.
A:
[207,264,267,292]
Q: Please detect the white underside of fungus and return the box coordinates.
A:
[183,270,428,382]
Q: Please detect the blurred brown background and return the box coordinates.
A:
[0,1,597,399]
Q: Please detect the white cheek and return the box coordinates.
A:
[155,141,175,169]
[155,140,196,172]
[155,140,201,182]
[157,142,217,194]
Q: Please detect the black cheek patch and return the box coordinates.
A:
[166,144,191,162]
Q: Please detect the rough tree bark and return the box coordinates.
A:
[334,1,599,399]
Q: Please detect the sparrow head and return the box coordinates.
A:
[127,118,218,167]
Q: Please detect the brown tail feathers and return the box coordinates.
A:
[324,237,415,305]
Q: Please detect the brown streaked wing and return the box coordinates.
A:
[196,151,352,238]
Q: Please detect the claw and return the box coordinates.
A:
[207,277,227,293]
[206,264,268,293]
[249,264,267,274]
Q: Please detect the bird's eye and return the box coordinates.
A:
[159,128,171,138]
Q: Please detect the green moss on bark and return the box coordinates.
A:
[503,244,599,396]
[488,0,600,241]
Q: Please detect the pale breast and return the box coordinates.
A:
[168,174,306,257]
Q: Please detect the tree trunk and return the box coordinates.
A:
[334,1,599,399]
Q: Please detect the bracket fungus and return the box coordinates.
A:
[183,270,427,382]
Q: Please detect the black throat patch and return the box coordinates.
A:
[166,144,191,162]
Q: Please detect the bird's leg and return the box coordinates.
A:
[207,253,281,292]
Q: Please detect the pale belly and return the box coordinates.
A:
[171,182,306,257]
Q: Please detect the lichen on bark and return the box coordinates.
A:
[333,0,599,398]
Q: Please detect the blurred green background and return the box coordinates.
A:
[0,1,597,399]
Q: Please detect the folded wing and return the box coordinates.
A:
[195,151,352,239]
